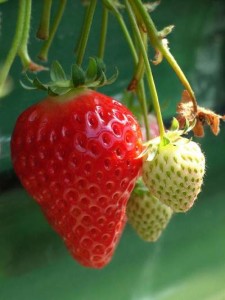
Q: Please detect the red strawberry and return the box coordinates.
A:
[11,89,143,268]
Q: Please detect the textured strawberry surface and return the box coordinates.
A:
[11,90,143,268]
[127,190,173,242]
[143,138,205,212]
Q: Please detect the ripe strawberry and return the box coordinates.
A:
[11,89,143,268]
[142,132,205,212]
[127,179,173,242]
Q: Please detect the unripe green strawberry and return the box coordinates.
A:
[142,133,205,212]
[127,179,173,242]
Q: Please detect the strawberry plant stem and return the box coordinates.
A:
[98,5,109,59]
[36,0,53,40]
[132,32,150,140]
[38,0,67,61]
[137,80,150,140]
[131,0,198,112]
[0,0,26,92]
[18,0,32,69]
[126,0,165,139]
[111,6,151,139]
[128,30,146,91]
[106,3,137,63]
[76,0,97,66]
[106,1,150,139]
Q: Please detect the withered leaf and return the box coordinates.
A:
[177,90,225,137]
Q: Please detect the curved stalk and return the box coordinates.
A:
[0,0,26,92]
[131,0,197,112]
[104,1,137,63]
[126,0,165,139]
[18,0,32,67]
[105,1,150,139]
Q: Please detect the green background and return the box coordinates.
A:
[0,1,225,299]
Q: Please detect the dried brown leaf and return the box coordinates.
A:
[177,90,225,137]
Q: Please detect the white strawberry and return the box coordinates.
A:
[142,130,205,212]
[127,179,173,242]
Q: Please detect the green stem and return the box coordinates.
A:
[38,0,67,61]
[131,0,198,112]
[128,27,150,140]
[137,80,151,140]
[76,0,97,66]
[106,0,150,139]
[105,1,137,63]
[36,0,53,40]
[98,5,109,59]
[17,0,32,69]
[126,0,165,138]
[0,0,26,91]
[128,30,146,91]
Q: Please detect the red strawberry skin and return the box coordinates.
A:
[11,90,143,268]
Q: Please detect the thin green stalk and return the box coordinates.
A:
[128,29,150,140]
[126,0,165,138]
[36,0,53,40]
[105,1,137,63]
[38,0,67,61]
[137,80,150,140]
[98,5,109,59]
[106,1,149,139]
[0,0,26,91]
[76,0,97,66]
[131,0,197,112]
[128,30,146,91]
[18,0,32,69]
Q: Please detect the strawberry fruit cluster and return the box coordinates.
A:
[7,0,215,270]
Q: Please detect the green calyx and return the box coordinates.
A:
[21,57,118,96]
[131,178,149,198]
[139,117,195,161]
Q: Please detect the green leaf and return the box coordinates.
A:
[48,86,72,96]
[71,64,85,87]
[104,67,119,85]
[50,61,67,82]
[33,78,48,91]
[132,178,150,197]
[94,57,106,79]
[183,118,190,133]
[170,117,180,131]
[20,80,36,90]
[20,74,35,90]
[146,144,159,162]
[85,57,98,81]
[160,136,170,147]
